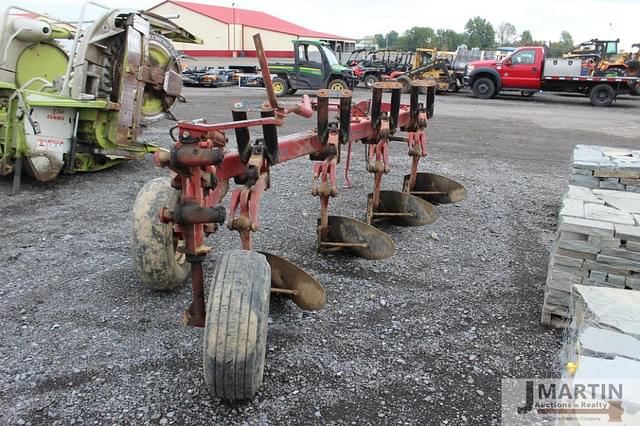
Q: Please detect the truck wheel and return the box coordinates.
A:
[328,79,348,91]
[203,250,271,401]
[364,74,379,88]
[131,177,189,290]
[589,84,615,107]
[521,90,535,97]
[395,75,411,94]
[472,77,495,99]
[271,77,288,97]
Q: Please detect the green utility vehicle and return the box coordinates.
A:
[268,40,357,96]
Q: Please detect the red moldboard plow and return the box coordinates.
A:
[130,34,466,401]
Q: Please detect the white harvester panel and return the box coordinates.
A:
[543,58,582,77]
[24,106,75,181]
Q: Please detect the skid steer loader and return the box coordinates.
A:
[391,48,461,94]
[0,2,201,193]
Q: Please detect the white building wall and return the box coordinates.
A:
[148,3,355,57]
[149,3,229,53]
[242,26,300,54]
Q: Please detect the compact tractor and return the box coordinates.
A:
[0,3,200,193]
[130,34,466,401]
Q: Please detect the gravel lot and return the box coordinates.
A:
[1,87,638,425]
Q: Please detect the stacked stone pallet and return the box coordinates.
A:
[541,184,640,326]
[571,145,640,191]
[559,285,640,424]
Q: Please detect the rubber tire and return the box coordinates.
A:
[363,74,379,88]
[472,77,496,99]
[131,177,189,290]
[396,75,411,94]
[521,90,535,97]
[203,250,271,401]
[327,78,348,91]
[272,77,288,97]
[589,84,615,107]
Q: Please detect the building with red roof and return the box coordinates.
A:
[148,1,356,57]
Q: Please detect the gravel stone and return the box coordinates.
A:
[2,84,636,424]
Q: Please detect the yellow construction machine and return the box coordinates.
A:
[391,48,461,94]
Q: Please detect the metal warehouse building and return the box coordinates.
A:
[148,1,356,57]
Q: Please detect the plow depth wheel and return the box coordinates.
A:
[203,250,271,401]
[131,177,189,290]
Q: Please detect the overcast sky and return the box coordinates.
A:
[7,0,640,50]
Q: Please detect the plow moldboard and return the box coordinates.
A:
[320,216,395,260]
[368,190,439,226]
[261,252,326,311]
[403,173,467,204]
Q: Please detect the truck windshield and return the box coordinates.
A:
[321,46,339,66]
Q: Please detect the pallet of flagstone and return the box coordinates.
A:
[571,145,640,191]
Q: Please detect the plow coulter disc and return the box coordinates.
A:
[261,252,326,311]
[318,216,395,260]
[403,173,467,205]
[367,191,439,227]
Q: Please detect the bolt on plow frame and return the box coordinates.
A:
[130,34,467,401]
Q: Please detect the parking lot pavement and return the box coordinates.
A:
[1,86,638,424]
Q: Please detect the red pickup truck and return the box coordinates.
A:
[464,46,640,106]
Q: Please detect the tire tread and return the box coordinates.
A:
[203,250,270,400]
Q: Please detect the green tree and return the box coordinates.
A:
[496,22,517,46]
[519,30,533,46]
[386,30,399,48]
[374,34,386,48]
[394,35,406,50]
[464,17,496,49]
[399,26,436,50]
[549,31,574,56]
[435,29,465,51]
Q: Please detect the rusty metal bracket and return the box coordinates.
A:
[312,129,340,246]
[372,81,402,133]
[316,88,352,146]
